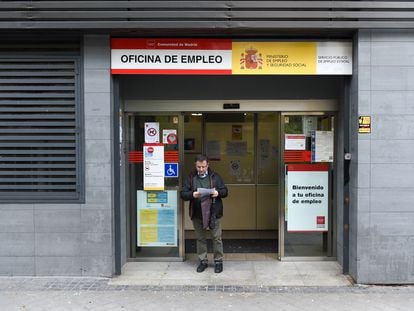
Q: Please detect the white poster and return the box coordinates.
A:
[311,131,334,162]
[143,143,164,191]
[285,134,306,150]
[144,122,160,143]
[286,164,329,232]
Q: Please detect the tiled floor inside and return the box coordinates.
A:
[109,256,352,287]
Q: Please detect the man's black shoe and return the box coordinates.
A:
[196,262,208,273]
[214,262,223,273]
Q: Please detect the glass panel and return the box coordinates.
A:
[130,115,181,258]
[257,113,279,232]
[182,113,203,232]
[183,113,203,180]
[257,112,279,184]
[283,114,334,257]
[256,185,279,230]
[205,113,255,184]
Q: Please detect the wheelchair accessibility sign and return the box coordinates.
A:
[165,163,178,178]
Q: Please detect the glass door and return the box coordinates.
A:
[183,112,280,255]
[280,113,335,258]
[204,113,256,231]
[128,114,183,259]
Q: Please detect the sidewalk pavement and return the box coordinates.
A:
[1,259,352,291]
[109,260,352,287]
[0,260,352,293]
[1,260,414,311]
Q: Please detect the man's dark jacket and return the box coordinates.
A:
[180,168,228,220]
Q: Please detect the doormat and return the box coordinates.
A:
[185,239,278,253]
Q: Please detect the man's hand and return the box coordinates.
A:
[193,191,201,198]
[211,190,219,198]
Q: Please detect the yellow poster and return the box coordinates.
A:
[140,209,158,225]
[232,42,317,75]
[140,226,157,244]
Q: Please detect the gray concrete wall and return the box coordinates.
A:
[348,33,360,282]
[335,85,347,270]
[0,35,114,277]
[82,34,113,277]
[351,30,414,284]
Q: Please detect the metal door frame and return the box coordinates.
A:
[279,111,338,261]
[125,112,185,261]
[122,100,338,261]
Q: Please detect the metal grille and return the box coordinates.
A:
[0,1,413,30]
[0,58,81,201]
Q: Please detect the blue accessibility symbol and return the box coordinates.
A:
[164,163,178,178]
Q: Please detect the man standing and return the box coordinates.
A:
[181,154,228,273]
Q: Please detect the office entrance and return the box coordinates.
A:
[182,112,280,259]
[123,100,338,262]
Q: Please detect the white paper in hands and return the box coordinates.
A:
[197,187,216,198]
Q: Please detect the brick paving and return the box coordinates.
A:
[1,277,414,311]
[0,276,413,294]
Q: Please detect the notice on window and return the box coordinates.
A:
[162,129,177,144]
[302,116,318,137]
[143,143,164,191]
[232,125,243,140]
[286,164,329,232]
[144,122,160,143]
[206,140,221,160]
[137,190,177,247]
[229,159,241,176]
[285,134,306,150]
[226,141,247,155]
[311,131,334,162]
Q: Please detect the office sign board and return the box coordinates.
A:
[232,41,352,75]
[111,38,232,75]
[111,39,352,75]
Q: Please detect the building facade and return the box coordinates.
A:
[0,1,413,284]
